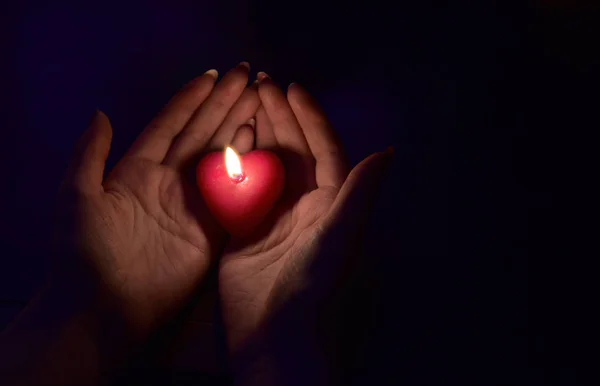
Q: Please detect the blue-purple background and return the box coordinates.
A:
[1,1,581,384]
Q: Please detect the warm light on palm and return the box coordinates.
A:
[17,64,390,386]
[56,63,263,338]
[74,157,224,334]
[216,80,391,356]
[56,64,389,378]
[219,182,338,345]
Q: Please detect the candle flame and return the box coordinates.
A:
[225,146,243,179]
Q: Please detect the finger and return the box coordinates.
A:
[207,85,260,152]
[325,148,393,231]
[125,70,218,162]
[257,73,311,157]
[164,62,250,169]
[288,83,349,189]
[63,111,113,195]
[255,105,277,149]
[290,149,392,300]
[230,123,255,154]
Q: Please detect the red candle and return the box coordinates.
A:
[196,146,285,237]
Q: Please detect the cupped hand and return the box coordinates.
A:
[54,63,261,340]
[212,75,393,381]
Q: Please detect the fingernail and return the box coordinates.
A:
[204,69,218,79]
[250,79,259,90]
[245,117,256,128]
[238,61,250,71]
[288,82,297,89]
[257,71,270,82]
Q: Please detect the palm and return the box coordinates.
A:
[215,82,390,383]
[219,184,337,335]
[58,64,257,337]
[216,80,357,352]
[87,157,223,331]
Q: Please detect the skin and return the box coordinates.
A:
[208,74,393,385]
[54,63,262,338]
[0,64,392,386]
[1,63,261,385]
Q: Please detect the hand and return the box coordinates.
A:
[214,75,393,384]
[54,63,260,341]
[1,63,264,386]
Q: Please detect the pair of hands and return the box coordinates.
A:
[53,63,392,382]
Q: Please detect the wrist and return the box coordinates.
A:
[42,276,136,375]
[231,319,329,386]
[0,279,135,386]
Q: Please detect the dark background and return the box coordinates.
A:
[0,1,593,385]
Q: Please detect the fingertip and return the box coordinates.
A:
[89,109,112,138]
[286,82,300,98]
[257,77,277,100]
[257,71,270,82]
[96,109,110,123]
[286,82,314,108]
[67,108,113,194]
[204,68,219,79]
[90,108,103,121]
[238,61,250,71]
[286,83,305,110]
[287,82,306,95]
[230,125,255,154]
[222,62,251,84]
[351,151,390,180]
[257,75,279,92]
[188,73,217,90]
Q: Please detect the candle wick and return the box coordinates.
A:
[230,173,246,183]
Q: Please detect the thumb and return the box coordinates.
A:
[298,147,392,300]
[324,147,393,232]
[62,110,113,195]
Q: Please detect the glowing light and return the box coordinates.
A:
[225,146,244,182]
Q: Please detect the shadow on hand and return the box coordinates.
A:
[108,150,230,384]
[230,215,376,385]
[111,146,374,385]
[223,146,316,252]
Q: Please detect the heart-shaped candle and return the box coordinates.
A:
[196,147,285,237]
